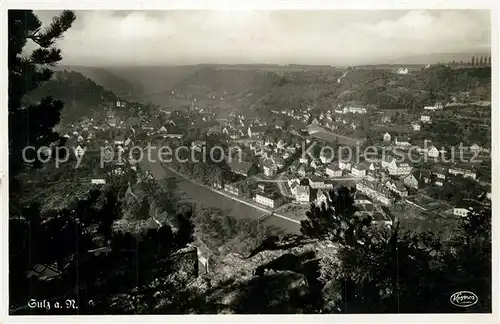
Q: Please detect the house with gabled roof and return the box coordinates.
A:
[315,189,330,207]
[295,185,310,204]
[338,160,352,171]
[289,180,300,195]
[385,180,408,197]
[320,149,334,164]
[248,125,268,139]
[403,173,419,190]
[254,190,283,209]
[387,159,412,176]
[310,158,322,169]
[228,160,254,177]
[350,162,367,178]
[308,175,325,189]
[368,161,381,171]
[356,179,394,206]
[326,163,342,178]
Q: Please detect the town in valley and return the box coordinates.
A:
[7,9,493,315]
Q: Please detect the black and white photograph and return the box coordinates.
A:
[4,4,496,319]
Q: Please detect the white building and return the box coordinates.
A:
[397,67,409,75]
[254,193,281,208]
[383,132,391,142]
[421,115,432,123]
[315,189,330,207]
[368,162,380,171]
[309,177,325,189]
[385,180,408,197]
[430,167,447,186]
[295,185,310,204]
[448,167,477,180]
[395,136,411,147]
[453,199,486,217]
[74,145,85,158]
[453,207,470,217]
[224,184,239,195]
[299,156,309,164]
[387,160,412,176]
[403,173,419,189]
[411,122,421,131]
[350,163,367,178]
[356,180,394,206]
[262,160,278,177]
[423,103,444,111]
[326,163,343,178]
[426,145,440,158]
[339,160,352,171]
[343,106,368,114]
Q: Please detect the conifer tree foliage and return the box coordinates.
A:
[9,185,197,314]
[300,186,492,313]
[8,10,76,176]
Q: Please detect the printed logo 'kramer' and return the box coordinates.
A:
[450,291,478,307]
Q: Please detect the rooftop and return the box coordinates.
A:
[228,160,253,174]
[310,131,364,146]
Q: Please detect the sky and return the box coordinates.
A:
[34,10,491,66]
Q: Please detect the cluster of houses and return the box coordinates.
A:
[270,104,315,125]
[193,99,488,219]
[226,136,301,178]
[220,113,291,140]
[382,132,487,159]
[57,103,195,183]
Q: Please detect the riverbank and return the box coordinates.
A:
[139,156,302,234]
[161,162,301,225]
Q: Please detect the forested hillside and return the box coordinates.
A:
[258,65,491,113]
[23,70,118,123]
[55,65,145,99]
[171,67,278,103]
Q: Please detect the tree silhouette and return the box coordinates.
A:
[8,10,76,211]
[471,56,475,66]
[300,186,360,245]
[299,184,491,313]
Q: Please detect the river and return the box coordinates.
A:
[140,156,301,235]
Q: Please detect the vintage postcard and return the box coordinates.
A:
[1,1,497,323]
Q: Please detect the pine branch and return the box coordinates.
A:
[35,10,76,48]
[29,48,62,66]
